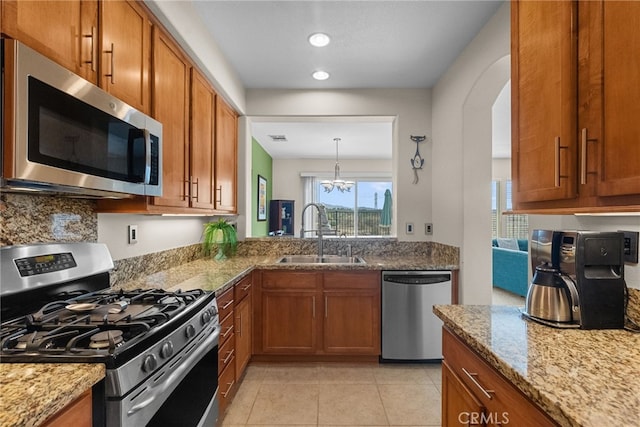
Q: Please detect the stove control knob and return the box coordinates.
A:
[185,324,196,339]
[142,354,158,373]
[201,310,211,325]
[160,341,174,359]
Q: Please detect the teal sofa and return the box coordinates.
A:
[492,238,529,297]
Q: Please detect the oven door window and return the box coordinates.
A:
[27,77,146,183]
[146,344,219,427]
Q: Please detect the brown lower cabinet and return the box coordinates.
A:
[252,269,380,360]
[217,273,253,419]
[234,275,252,380]
[442,328,557,427]
[216,286,235,415]
[42,389,92,427]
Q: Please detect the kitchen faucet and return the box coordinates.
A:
[300,203,328,257]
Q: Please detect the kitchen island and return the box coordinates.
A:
[434,304,640,427]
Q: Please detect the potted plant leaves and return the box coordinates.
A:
[202,219,238,260]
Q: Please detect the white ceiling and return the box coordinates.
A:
[190,0,505,159]
[251,117,393,159]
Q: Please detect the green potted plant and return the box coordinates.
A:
[202,219,238,260]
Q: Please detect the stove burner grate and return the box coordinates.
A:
[89,330,124,349]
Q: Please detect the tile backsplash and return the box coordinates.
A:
[3,192,639,325]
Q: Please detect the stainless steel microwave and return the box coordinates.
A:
[1,39,162,198]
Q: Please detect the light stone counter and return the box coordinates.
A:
[0,363,105,427]
[113,254,459,295]
[433,304,640,427]
[0,253,458,427]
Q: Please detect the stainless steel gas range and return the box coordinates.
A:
[0,243,220,427]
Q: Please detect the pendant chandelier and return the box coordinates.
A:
[320,138,355,193]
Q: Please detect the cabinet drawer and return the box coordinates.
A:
[261,271,320,290]
[217,287,234,321]
[443,328,557,427]
[218,356,236,415]
[234,275,252,303]
[323,271,379,290]
[220,311,234,345]
[218,331,235,373]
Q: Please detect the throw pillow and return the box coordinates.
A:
[497,238,520,251]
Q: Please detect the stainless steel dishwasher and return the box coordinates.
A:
[381,271,452,361]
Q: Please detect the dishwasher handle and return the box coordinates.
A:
[383,273,451,285]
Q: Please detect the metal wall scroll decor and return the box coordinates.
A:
[410,135,426,184]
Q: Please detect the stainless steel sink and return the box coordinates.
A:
[277,255,366,264]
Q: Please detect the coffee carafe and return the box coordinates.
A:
[525,264,580,324]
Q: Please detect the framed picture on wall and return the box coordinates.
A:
[257,175,267,221]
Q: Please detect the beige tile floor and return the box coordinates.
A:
[220,362,443,426]
[221,289,520,426]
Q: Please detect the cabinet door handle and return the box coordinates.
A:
[222,348,235,365]
[554,136,569,187]
[191,177,199,201]
[242,284,252,291]
[221,380,235,398]
[180,179,189,200]
[554,136,561,187]
[580,128,598,185]
[83,27,96,71]
[462,368,494,400]
[236,314,242,335]
[105,43,115,84]
[580,128,588,185]
[216,186,222,204]
[222,325,233,339]
[312,296,315,318]
[221,300,234,310]
[325,296,328,318]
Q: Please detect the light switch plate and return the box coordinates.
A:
[620,230,638,264]
[425,223,433,235]
[128,225,138,244]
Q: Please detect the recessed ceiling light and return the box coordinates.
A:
[308,32,330,47]
[312,70,330,81]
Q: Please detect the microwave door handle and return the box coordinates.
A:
[144,129,152,184]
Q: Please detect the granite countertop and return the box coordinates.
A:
[0,363,105,427]
[433,304,640,427]
[114,254,459,294]
[0,254,457,427]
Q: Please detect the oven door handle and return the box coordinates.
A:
[127,324,220,417]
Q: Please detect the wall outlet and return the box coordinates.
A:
[620,230,639,264]
[128,225,138,245]
[425,223,433,235]
[406,223,414,234]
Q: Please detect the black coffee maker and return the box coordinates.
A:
[527,230,626,329]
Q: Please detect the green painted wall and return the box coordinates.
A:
[251,138,272,237]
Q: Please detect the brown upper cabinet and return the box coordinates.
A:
[215,98,238,213]
[150,27,191,209]
[100,0,151,114]
[1,0,99,84]
[2,0,151,113]
[97,27,227,214]
[511,0,640,213]
[190,70,217,210]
